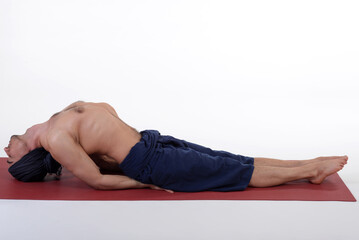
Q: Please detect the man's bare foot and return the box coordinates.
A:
[292,156,347,167]
[309,158,347,184]
[311,155,348,164]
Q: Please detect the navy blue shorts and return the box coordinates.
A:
[119,130,254,192]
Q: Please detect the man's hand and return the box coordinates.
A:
[146,184,174,194]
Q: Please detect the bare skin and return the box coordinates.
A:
[3,101,348,191]
[4,101,172,192]
[249,156,348,187]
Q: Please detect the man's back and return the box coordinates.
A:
[43,102,141,166]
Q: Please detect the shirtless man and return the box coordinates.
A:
[4,101,348,192]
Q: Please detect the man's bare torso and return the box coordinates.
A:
[40,102,141,171]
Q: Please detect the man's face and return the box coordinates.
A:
[4,136,29,167]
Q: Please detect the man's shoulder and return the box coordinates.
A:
[45,128,77,149]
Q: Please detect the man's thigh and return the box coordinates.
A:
[151,145,254,192]
[159,134,253,164]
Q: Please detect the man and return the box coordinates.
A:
[4,101,348,192]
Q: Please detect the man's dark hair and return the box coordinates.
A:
[8,148,62,182]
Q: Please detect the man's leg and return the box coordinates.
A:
[160,135,253,163]
[165,135,348,168]
[182,139,254,164]
[248,157,348,187]
[182,139,348,168]
[254,156,348,167]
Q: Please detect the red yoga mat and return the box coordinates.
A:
[0,158,356,201]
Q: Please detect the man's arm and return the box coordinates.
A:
[47,131,148,190]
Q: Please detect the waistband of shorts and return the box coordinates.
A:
[119,129,161,180]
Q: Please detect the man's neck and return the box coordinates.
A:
[22,122,48,151]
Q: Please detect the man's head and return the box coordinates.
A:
[4,135,62,182]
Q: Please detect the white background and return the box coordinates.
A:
[0,1,358,239]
